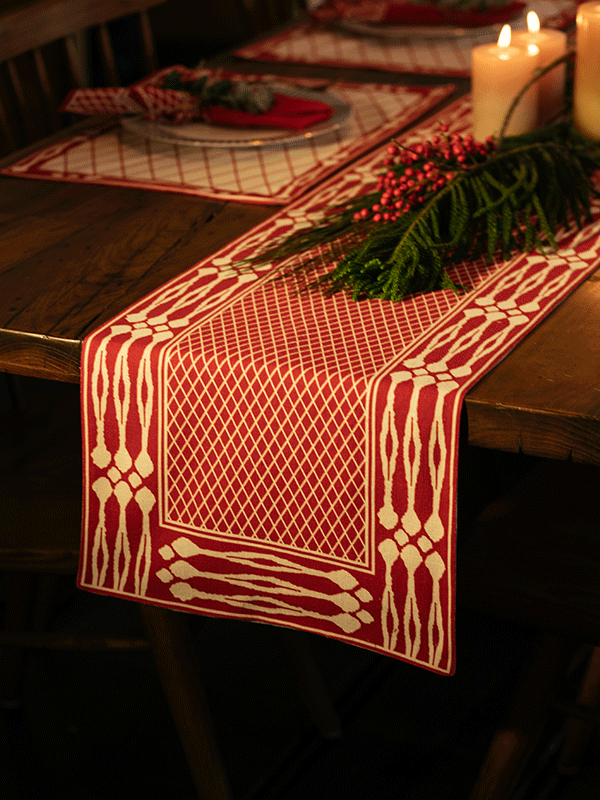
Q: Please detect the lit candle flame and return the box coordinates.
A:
[527,11,540,32]
[498,24,512,47]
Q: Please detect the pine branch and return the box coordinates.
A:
[160,71,274,114]
[242,56,600,303]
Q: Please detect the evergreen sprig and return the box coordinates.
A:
[245,53,600,302]
[160,71,274,115]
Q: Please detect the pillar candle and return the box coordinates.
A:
[471,25,539,142]
[573,1,600,140]
[512,12,567,125]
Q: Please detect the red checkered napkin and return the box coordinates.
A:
[60,75,334,130]
[60,85,200,122]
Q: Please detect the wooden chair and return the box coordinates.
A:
[147,0,308,66]
[0,376,235,799]
[0,0,165,156]
[458,457,600,799]
[0,375,341,798]
[234,0,306,36]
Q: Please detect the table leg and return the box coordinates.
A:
[140,604,232,800]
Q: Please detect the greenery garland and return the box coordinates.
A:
[245,51,600,302]
[161,71,275,115]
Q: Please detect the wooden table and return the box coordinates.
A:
[1,61,599,467]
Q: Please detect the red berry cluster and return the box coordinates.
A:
[352,125,496,224]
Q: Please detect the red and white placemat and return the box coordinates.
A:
[1,78,453,205]
[78,94,600,675]
[235,0,575,78]
[237,23,476,77]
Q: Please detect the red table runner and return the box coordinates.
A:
[1,76,453,205]
[79,95,600,675]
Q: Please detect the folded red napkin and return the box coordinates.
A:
[60,71,334,131]
[203,92,334,130]
[60,85,200,122]
[311,0,526,27]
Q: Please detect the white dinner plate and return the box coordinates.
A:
[120,87,353,149]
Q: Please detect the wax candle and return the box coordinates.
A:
[471,25,539,142]
[573,1,600,140]
[512,11,567,125]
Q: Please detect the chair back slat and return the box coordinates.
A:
[98,22,120,86]
[0,74,16,153]
[4,57,43,146]
[64,33,88,88]
[6,58,26,112]
[32,47,62,133]
[139,9,158,74]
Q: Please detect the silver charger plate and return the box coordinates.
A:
[331,0,567,41]
[334,9,526,40]
[120,87,352,149]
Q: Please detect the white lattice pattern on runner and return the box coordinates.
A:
[161,261,461,565]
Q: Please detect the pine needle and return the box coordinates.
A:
[242,53,600,303]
